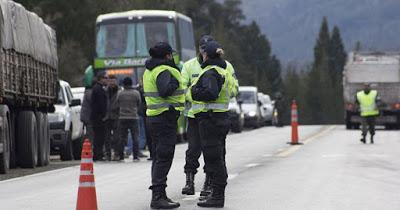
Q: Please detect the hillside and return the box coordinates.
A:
[242,0,400,62]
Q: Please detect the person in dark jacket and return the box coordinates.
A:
[116,77,142,161]
[144,42,184,209]
[90,72,108,161]
[104,75,119,161]
[81,79,94,142]
[138,83,153,161]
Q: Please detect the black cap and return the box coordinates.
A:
[199,35,215,49]
[204,41,222,58]
[123,77,133,86]
[149,42,174,58]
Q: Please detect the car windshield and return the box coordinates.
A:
[57,88,65,105]
[96,21,177,58]
[239,91,257,104]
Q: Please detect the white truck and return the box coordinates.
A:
[343,52,400,129]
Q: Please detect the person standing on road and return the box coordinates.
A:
[81,79,94,142]
[115,77,141,161]
[90,73,108,161]
[181,35,238,198]
[190,41,234,208]
[104,75,119,161]
[144,42,184,209]
[356,83,380,144]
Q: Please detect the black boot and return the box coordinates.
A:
[197,187,225,208]
[150,190,180,209]
[182,173,195,195]
[360,136,366,144]
[371,135,374,144]
[200,174,212,197]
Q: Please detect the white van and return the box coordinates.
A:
[238,86,262,128]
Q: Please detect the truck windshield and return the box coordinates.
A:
[239,91,257,104]
[96,21,177,58]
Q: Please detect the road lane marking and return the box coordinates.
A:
[262,154,273,157]
[245,163,261,168]
[276,125,337,158]
[228,173,239,180]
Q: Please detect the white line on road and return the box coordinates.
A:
[276,125,337,158]
[228,173,239,180]
[245,163,261,168]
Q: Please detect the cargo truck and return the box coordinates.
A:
[343,52,400,129]
[0,0,58,173]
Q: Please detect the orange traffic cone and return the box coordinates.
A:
[289,100,302,145]
[76,139,98,210]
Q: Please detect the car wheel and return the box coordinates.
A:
[73,137,83,160]
[60,130,73,161]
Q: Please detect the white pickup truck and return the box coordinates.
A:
[343,52,400,129]
[48,81,84,160]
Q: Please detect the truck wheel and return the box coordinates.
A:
[43,113,50,166]
[0,113,11,174]
[60,130,73,161]
[35,112,47,166]
[17,111,38,168]
[73,137,82,160]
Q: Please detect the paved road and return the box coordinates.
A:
[0,125,399,210]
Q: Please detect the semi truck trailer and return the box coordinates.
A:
[343,52,400,129]
[0,0,58,173]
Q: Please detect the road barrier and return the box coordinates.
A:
[76,139,98,210]
[290,100,302,145]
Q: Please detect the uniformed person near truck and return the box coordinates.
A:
[181,35,238,198]
[356,83,380,144]
[190,41,235,208]
[143,42,184,209]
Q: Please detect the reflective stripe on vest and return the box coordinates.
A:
[191,103,229,111]
[147,103,185,109]
[144,89,185,97]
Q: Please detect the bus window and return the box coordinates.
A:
[96,23,136,58]
[178,18,196,61]
[136,22,177,56]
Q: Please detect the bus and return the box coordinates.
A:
[89,10,196,85]
[85,10,196,141]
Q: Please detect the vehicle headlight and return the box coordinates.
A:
[248,111,256,117]
[56,113,65,122]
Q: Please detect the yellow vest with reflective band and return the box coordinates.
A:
[143,65,185,116]
[182,58,238,118]
[190,65,233,115]
[357,90,379,117]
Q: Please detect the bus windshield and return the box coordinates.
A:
[96,21,177,58]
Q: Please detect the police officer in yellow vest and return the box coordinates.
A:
[190,41,234,208]
[143,42,184,209]
[356,83,380,144]
[181,35,238,198]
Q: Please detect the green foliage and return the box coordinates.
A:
[283,17,347,124]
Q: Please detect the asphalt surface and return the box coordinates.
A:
[0,125,399,210]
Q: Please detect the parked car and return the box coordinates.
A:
[239,86,262,128]
[229,97,245,133]
[71,87,85,102]
[257,93,274,125]
[48,81,84,161]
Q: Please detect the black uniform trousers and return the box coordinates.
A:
[149,110,179,191]
[92,121,106,160]
[184,117,204,174]
[196,111,230,190]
